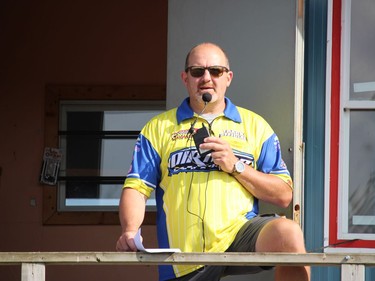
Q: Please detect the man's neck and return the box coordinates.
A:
[192,100,226,115]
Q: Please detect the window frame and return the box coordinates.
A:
[325,0,375,251]
[338,0,375,241]
[57,100,163,212]
[43,84,165,225]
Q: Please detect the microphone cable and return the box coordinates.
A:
[188,93,212,136]
[185,93,212,252]
[186,166,210,252]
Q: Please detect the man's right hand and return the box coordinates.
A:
[116,230,140,252]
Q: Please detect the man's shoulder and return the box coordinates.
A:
[236,106,268,123]
[147,107,178,123]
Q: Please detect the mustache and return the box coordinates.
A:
[199,83,214,89]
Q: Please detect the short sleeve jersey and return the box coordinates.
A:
[124,97,292,280]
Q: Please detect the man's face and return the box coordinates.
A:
[181,44,233,107]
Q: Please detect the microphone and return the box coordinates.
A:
[188,93,212,135]
[202,93,212,103]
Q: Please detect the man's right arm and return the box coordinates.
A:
[116,188,147,252]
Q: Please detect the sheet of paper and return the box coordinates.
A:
[134,229,181,253]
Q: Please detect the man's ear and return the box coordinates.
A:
[181,71,188,86]
[226,71,234,87]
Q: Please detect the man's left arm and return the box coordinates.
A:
[200,136,293,208]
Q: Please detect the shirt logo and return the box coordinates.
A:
[168,148,254,175]
[221,129,246,140]
[171,129,191,141]
[168,148,218,175]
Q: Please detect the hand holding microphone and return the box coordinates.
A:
[189,93,214,156]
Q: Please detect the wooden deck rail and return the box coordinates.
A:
[1,252,374,281]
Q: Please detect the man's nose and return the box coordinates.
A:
[202,69,212,81]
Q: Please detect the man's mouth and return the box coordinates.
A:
[199,86,214,91]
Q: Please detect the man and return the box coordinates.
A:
[116,42,310,281]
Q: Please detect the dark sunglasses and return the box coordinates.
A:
[185,66,229,78]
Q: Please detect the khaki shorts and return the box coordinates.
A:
[167,214,278,281]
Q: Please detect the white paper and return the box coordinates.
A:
[134,229,181,253]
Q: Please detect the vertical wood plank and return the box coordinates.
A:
[21,263,45,281]
[341,264,365,281]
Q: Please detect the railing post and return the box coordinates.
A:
[341,264,365,281]
[21,263,45,281]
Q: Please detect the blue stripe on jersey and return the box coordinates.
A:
[155,187,176,280]
[127,134,161,189]
[257,133,290,176]
[245,198,259,219]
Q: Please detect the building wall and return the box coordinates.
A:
[6,1,372,281]
[0,1,167,280]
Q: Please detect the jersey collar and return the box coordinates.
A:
[176,97,242,124]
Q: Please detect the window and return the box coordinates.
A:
[326,0,375,250]
[338,0,375,240]
[58,101,163,212]
[43,85,165,225]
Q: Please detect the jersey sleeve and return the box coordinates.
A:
[257,133,293,189]
[124,133,161,198]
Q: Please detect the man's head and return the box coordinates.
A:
[181,43,233,113]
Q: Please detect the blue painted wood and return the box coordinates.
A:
[303,0,341,280]
[304,0,375,279]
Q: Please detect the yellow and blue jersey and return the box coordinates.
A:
[124,97,292,280]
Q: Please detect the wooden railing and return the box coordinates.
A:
[1,252,375,281]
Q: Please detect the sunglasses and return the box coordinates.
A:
[185,66,229,78]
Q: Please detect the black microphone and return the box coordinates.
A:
[188,93,212,135]
[202,93,212,103]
